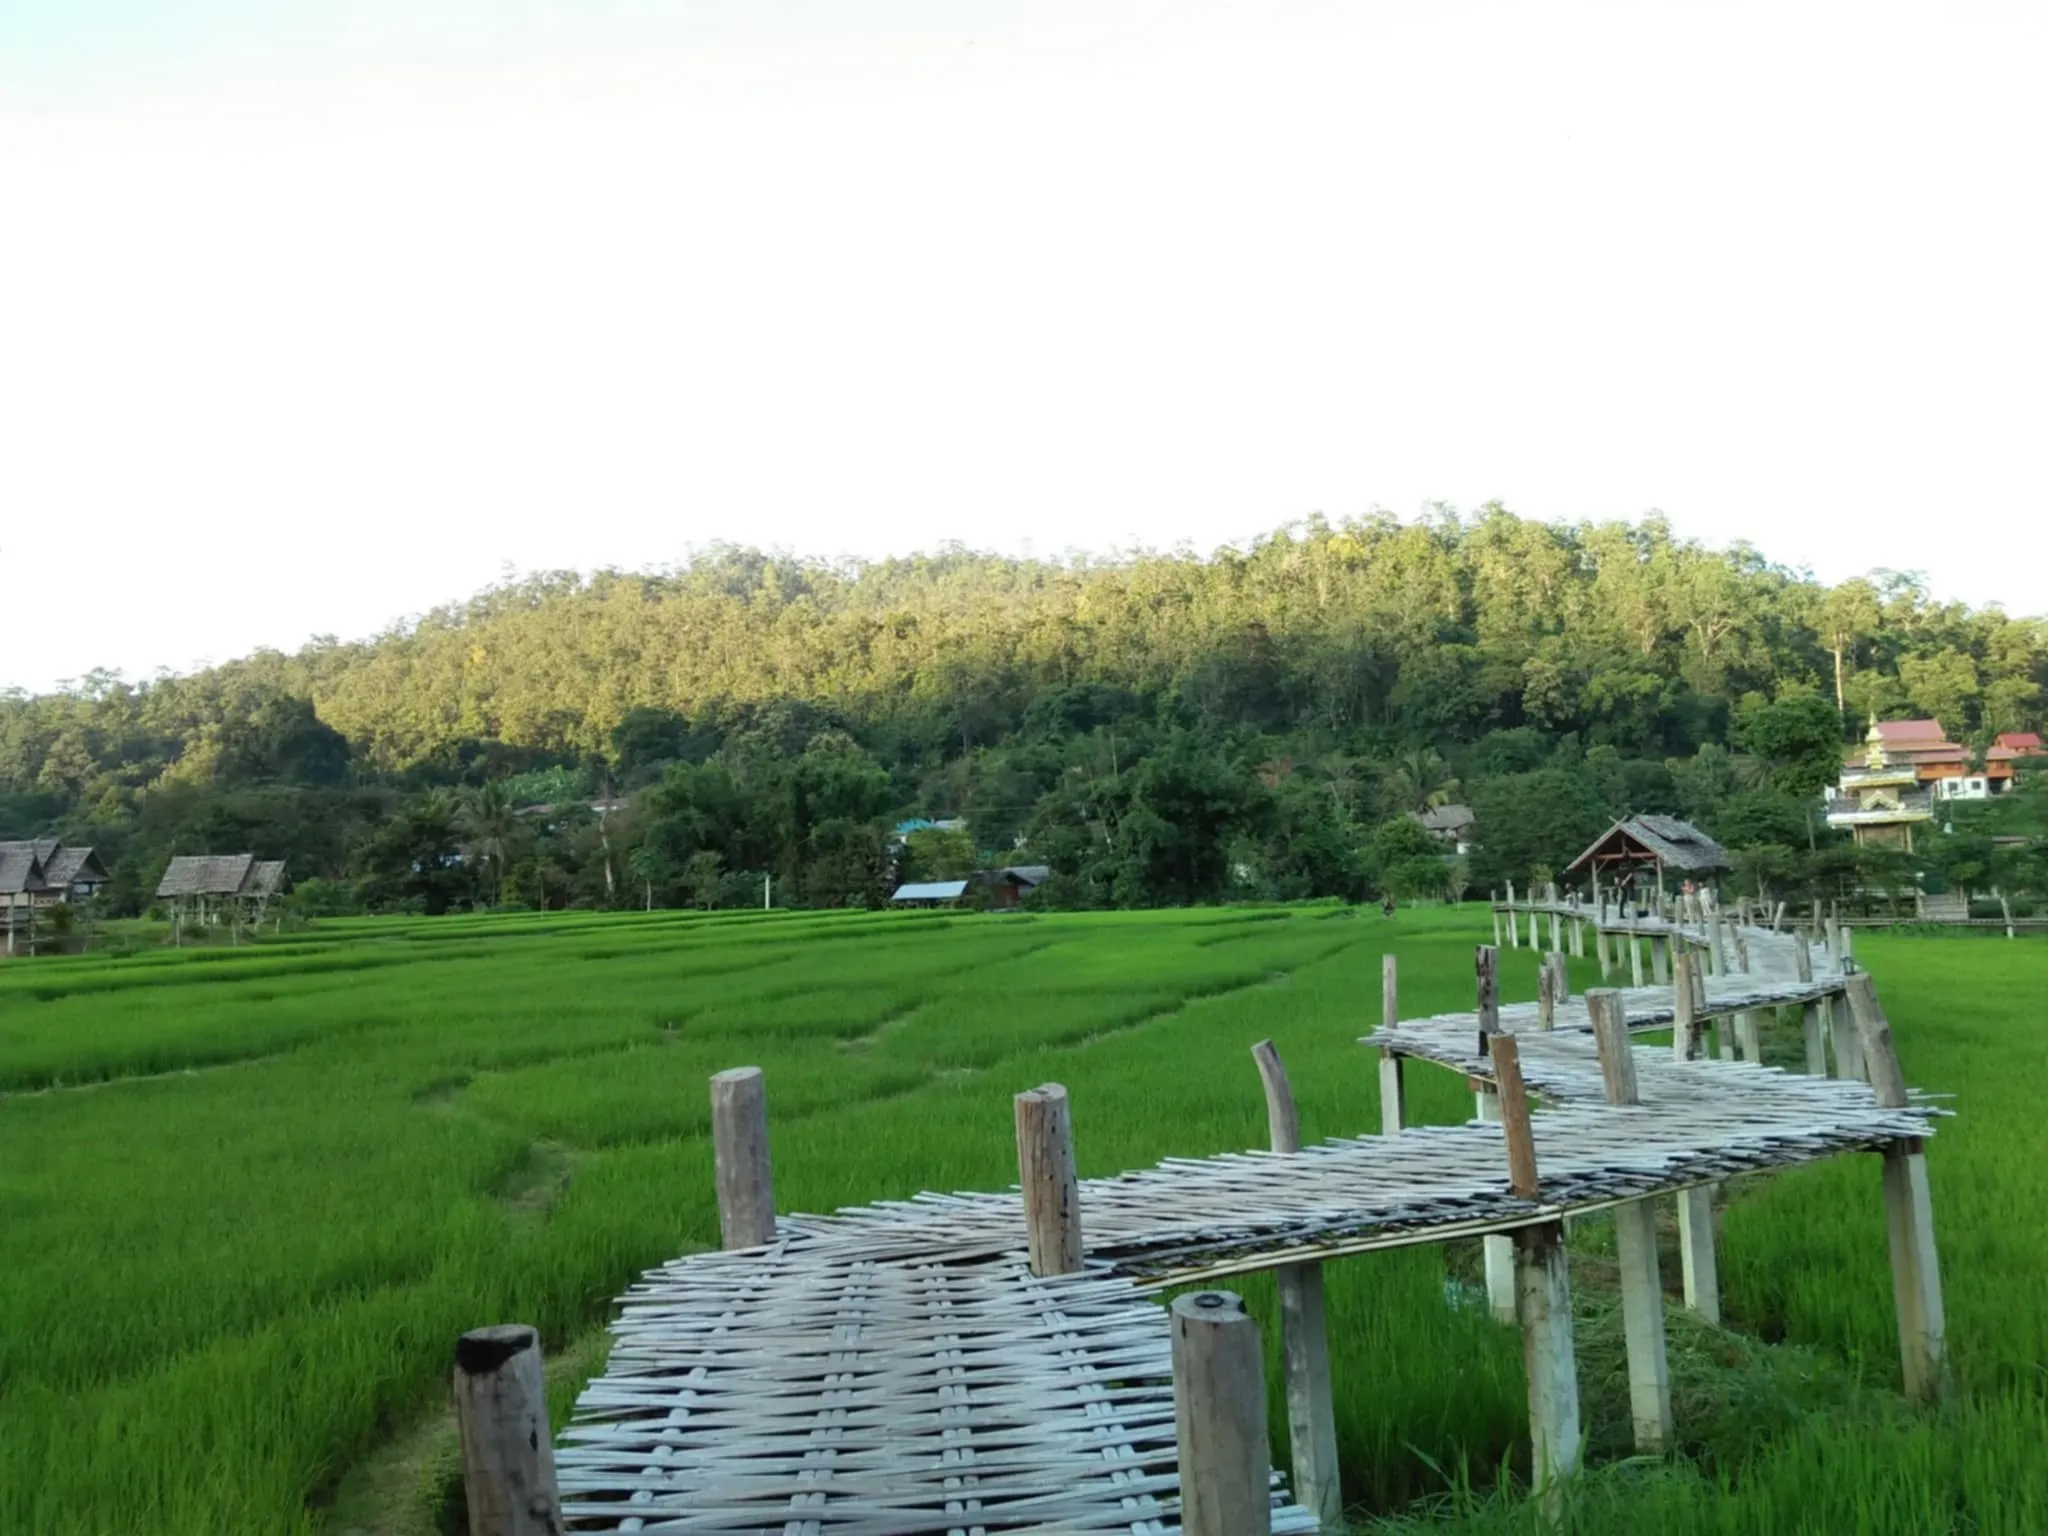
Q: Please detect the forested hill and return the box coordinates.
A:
[5,508,2046,917]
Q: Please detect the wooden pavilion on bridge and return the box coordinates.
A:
[1566,814,1729,908]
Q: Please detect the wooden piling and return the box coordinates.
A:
[1488,1034,1539,1203]
[1737,1011,1763,1064]
[1668,952,1722,1321]
[1380,954,1405,1135]
[1802,1001,1827,1075]
[1014,1084,1084,1276]
[1379,1049,1406,1137]
[1488,1033,1582,1489]
[1587,990,1673,1451]
[1249,1042,1339,1529]
[1650,934,1669,985]
[1676,1184,1721,1325]
[710,1067,776,1250]
[1829,992,1867,1082]
[1476,945,1500,1036]
[1474,1083,1518,1324]
[1842,975,1948,1402]
[1595,925,1612,981]
[1629,930,1645,988]
[1537,961,1557,1031]
[453,1325,562,1536]
[1171,1291,1273,1536]
[1671,950,1702,1062]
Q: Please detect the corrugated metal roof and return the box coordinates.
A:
[891,881,969,901]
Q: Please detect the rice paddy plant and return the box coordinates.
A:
[0,908,2042,1533]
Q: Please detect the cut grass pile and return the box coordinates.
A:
[0,909,2041,1533]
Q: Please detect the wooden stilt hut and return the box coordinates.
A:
[157,855,289,943]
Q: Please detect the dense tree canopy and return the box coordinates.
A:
[4,508,2044,916]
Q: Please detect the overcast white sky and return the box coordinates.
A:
[3,1,2044,693]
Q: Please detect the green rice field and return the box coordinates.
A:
[2,906,2043,1534]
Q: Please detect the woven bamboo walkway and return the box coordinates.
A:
[554,914,1935,1533]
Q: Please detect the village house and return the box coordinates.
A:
[1,839,113,949]
[1408,804,1476,856]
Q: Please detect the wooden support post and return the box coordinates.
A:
[1737,1011,1763,1064]
[1550,908,1562,953]
[1825,915,1843,968]
[1734,930,1751,975]
[1249,1043,1339,1529]
[1474,1085,1518,1324]
[1379,1050,1406,1136]
[1671,950,1702,1061]
[2000,891,2016,940]
[1015,1084,1084,1276]
[1595,925,1612,981]
[1507,901,1521,948]
[1477,947,1515,1325]
[1676,1185,1721,1325]
[1842,975,1948,1402]
[1380,954,1406,1135]
[1881,1141,1947,1403]
[453,1325,562,1536]
[1828,993,1867,1081]
[1773,900,1787,932]
[710,1067,776,1250]
[1629,931,1645,988]
[1587,991,1673,1451]
[1171,1291,1273,1536]
[1487,1033,1581,1490]
[1795,934,1814,985]
[1493,907,1503,947]
[1650,934,1669,985]
[1802,1001,1827,1075]
[1537,961,1557,1030]
[1571,916,1584,958]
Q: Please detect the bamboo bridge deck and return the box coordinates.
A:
[548,913,1937,1533]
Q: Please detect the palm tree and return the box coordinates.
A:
[1385,747,1461,816]
[459,781,521,907]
